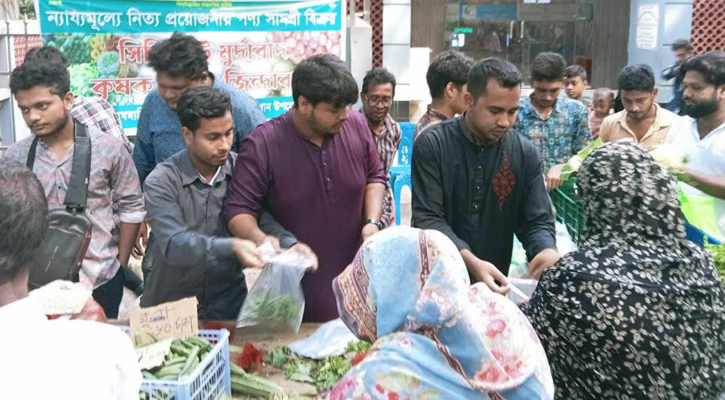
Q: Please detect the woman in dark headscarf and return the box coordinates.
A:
[523,141,725,399]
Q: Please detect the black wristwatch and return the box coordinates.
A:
[365,218,384,230]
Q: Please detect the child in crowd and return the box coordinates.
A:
[589,88,614,139]
[564,65,589,108]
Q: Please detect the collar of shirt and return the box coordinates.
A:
[426,106,450,121]
[615,103,675,140]
[458,113,492,147]
[0,297,47,326]
[521,94,568,120]
[180,150,232,187]
[683,116,725,143]
[361,109,395,139]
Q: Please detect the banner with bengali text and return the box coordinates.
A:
[38,0,345,130]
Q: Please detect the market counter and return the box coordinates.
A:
[232,323,322,398]
[111,319,326,398]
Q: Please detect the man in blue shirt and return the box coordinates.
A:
[132,32,266,278]
[661,39,694,116]
[514,52,590,191]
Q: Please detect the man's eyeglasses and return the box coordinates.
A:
[363,94,393,107]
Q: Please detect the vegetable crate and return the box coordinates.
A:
[550,186,586,244]
[124,328,231,400]
[685,222,722,247]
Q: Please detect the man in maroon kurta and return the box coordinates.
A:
[224,55,387,322]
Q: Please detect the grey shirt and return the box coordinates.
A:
[140,149,296,319]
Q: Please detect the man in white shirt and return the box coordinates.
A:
[0,158,141,400]
[667,51,725,239]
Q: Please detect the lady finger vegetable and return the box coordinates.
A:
[230,361,285,399]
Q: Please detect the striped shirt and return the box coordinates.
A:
[72,96,132,154]
[367,113,401,227]
[415,106,449,139]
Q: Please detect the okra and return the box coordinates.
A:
[180,346,200,375]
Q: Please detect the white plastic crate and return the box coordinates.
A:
[120,328,231,400]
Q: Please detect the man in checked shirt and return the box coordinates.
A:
[360,68,401,227]
[24,46,133,154]
[24,46,145,296]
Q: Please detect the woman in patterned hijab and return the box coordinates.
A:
[523,141,725,399]
[330,227,555,400]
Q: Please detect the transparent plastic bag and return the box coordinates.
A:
[236,244,312,333]
[288,318,359,359]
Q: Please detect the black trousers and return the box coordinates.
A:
[92,267,124,319]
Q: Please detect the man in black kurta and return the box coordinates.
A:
[412,58,559,294]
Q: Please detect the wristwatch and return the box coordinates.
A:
[365,218,384,230]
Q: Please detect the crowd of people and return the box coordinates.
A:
[1,30,725,398]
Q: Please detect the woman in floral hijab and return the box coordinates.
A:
[329,227,555,400]
[523,141,725,399]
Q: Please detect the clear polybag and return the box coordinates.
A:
[236,244,313,333]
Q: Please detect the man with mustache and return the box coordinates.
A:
[412,58,559,295]
[224,55,387,322]
[140,87,268,318]
[360,68,401,227]
[599,64,680,150]
[514,52,591,191]
[131,32,268,280]
[667,51,725,240]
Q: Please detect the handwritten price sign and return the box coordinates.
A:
[130,297,199,347]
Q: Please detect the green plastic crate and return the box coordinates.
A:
[550,186,586,244]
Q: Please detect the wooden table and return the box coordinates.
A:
[233,323,323,398]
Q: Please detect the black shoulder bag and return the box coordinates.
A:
[26,121,93,289]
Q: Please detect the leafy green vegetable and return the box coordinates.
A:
[243,294,303,329]
[705,239,725,286]
[345,340,371,354]
[560,138,603,181]
[264,346,291,369]
[266,341,370,389]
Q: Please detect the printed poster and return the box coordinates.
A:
[37,0,346,131]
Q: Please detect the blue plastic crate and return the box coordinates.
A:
[121,328,231,400]
[685,222,722,248]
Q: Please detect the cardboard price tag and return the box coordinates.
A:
[136,338,174,370]
[130,297,199,347]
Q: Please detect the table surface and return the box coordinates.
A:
[231,323,323,399]
[111,320,329,398]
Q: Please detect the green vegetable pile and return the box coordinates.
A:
[138,336,214,400]
[47,34,92,64]
[140,336,212,380]
[264,341,372,389]
[705,239,725,287]
[242,294,303,331]
[67,63,99,98]
[97,51,121,76]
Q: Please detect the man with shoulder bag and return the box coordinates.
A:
[5,62,145,318]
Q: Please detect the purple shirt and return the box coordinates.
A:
[225,110,387,322]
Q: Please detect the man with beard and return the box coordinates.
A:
[514,52,590,191]
[224,55,387,322]
[360,68,401,227]
[600,64,680,150]
[412,58,559,295]
[5,62,145,318]
[667,51,725,239]
[140,87,268,318]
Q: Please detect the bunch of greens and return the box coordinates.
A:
[705,239,725,286]
[67,63,99,98]
[264,341,372,389]
[243,294,303,330]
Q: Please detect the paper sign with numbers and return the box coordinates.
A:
[130,297,199,347]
